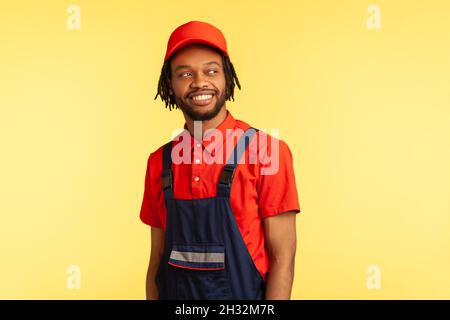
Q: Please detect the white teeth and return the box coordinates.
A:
[192,94,213,101]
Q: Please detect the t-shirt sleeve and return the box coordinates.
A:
[257,137,301,218]
[139,154,163,228]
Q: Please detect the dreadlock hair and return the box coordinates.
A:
[154,51,241,111]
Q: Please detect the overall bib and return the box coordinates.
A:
[155,127,266,300]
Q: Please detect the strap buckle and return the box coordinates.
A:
[162,170,173,190]
[218,165,235,187]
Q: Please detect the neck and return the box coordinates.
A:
[184,106,227,138]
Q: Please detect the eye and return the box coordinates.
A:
[207,69,218,75]
[179,72,192,78]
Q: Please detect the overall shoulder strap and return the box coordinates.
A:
[217,127,259,197]
[161,141,174,198]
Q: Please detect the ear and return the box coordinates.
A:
[168,81,173,95]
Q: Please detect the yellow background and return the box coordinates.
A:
[1,0,449,299]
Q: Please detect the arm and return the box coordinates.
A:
[263,211,297,300]
[146,227,165,300]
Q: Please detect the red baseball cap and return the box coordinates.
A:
[164,21,229,62]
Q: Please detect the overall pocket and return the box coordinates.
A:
[168,244,231,299]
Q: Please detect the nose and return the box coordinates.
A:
[190,72,210,89]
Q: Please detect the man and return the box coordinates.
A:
[140,21,301,300]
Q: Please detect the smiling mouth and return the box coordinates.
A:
[189,93,215,106]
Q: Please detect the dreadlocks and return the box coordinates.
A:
[154,53,241,111]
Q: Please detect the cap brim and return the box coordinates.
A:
[165,38,228,61]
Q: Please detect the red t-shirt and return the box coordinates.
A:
[140,110,301,281]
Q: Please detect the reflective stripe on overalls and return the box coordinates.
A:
[155,127,266,300]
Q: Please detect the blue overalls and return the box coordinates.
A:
[155,127,266,300]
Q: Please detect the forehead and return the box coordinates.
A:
[170,44,222,70]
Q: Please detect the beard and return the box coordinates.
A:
[174,90,226,121]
